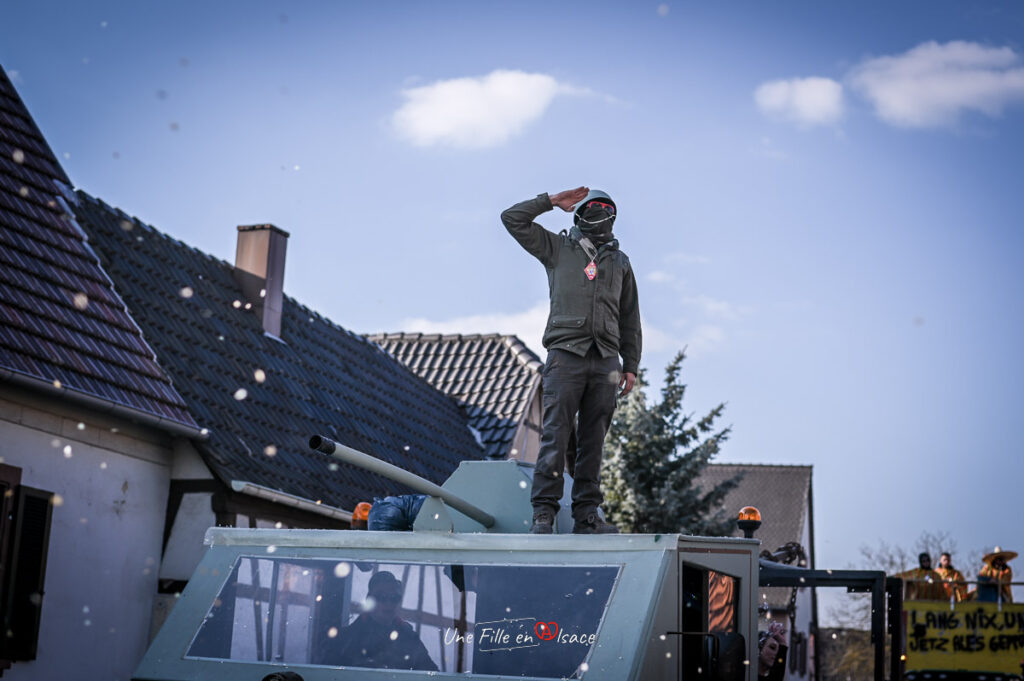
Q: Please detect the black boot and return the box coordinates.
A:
[573,511,618,534]
[530,510,555,534]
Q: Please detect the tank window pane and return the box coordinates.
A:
[185,557,620,679]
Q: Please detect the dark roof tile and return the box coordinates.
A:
[368,332,542,459]
[74,192,485,510]
[0,69,195,430]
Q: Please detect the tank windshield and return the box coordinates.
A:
[185,556,620,678]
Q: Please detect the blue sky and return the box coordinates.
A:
[4,1,1024,612]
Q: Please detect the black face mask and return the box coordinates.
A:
[578,205,615,235]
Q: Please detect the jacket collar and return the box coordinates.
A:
[569,225,619,257]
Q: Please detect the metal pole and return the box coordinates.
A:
[872,575,885,681]
[885,577,903,681]
[309,435,496,529]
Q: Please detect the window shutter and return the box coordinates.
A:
[0,486,54,661]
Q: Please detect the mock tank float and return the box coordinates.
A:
[133,435,902,681]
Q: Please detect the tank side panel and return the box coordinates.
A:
[637,553,680,681]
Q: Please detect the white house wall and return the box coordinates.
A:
[169,440,213,480]
[159,492,215,582]
[0,389,173,681]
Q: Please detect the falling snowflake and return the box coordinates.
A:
[63,445,73,458]
[264,445,277,457]
[12,149,25,164]
[267,545,277,554]
[119,219,133,232]
[389,630,399,641]
[76,422,85,430]
[52,494,64,507]
[232,300,242,309]
[254,369,266,383]
[334,562,351,578]
[179,286,194,298]
[327,626,338,638]
[72,293,89,310]
[233,389,248,401]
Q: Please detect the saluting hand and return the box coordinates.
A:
[550,187,589,212]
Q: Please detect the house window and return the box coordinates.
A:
[0,463,55,663]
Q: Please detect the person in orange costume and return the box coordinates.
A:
[935,552,968,602]
[898,553,947,601]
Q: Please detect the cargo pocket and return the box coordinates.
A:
[551,315,586,329]
[605,319,621,344]
[546,314,587,346]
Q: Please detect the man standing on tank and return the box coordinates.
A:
[502,187,641,534]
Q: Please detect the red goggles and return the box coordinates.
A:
[585,201,616,215]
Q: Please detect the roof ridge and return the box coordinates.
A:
[708,462,813,470]
[500,334,543,369]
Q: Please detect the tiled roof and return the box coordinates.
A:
[368,332,542,459]
[0,68,196,430]
[72,192,486,511]
[698,463,813,556]
[696,463,814,608]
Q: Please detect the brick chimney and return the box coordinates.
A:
[233,224,289,337]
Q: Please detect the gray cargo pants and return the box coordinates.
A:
[531,346,621,519]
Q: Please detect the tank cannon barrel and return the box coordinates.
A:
[308,435,496,528]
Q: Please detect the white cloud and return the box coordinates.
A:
[400,301,549,357]
[686,324,727,355]
[647,270,675,284]
[642,317,687,354]
[665,251,711,265]
[682,295,749,321]
[754,76,844,126]
[392,70,577,148]
[399,302,686,363]
[849,41,1024,128]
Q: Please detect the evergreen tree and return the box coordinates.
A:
[600,350,740,535]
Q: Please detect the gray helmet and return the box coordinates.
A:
[573,189,617,228]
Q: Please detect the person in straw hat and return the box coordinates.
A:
[977,546,1017,603]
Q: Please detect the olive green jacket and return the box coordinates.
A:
[502,193,642,375]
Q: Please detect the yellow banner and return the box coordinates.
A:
[904,600,1024,673]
